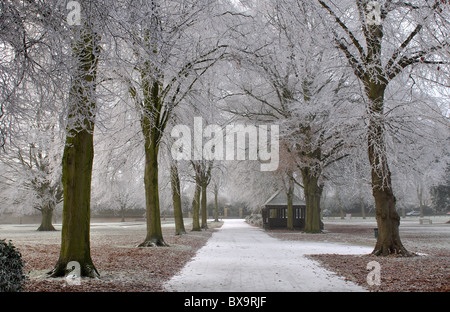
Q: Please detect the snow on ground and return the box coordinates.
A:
[164,219,373,292]
[2,216,447,292]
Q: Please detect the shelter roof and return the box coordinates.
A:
[263,190,305,207]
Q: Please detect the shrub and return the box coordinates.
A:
[0,239,26,292]
[246,214,263,227]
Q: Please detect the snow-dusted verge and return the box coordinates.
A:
[164,219,373,292]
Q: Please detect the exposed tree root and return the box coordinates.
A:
[371,245,414,257]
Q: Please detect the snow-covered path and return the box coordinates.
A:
[164,219,372,292]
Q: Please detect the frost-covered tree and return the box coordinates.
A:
[109,0,227,246]
[0,0,104,277]
[190,159,213,230]
[92,140,145,223]
[0,2,67,228]
[90,78,145,223]
[430,163,450,213]
[317,0,449,255]
[0,119,63,231]
[210,165,227,222]
[386,79,449,216]
[0,0,69,149]
[221,0,359,232]
[50,0,103,277]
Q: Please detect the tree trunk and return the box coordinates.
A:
[201,183,208,229]
[37,204,56,231]
[417,184,424,218]
[135,72,168,247]
[365,82,409,256]
[138,136,167,247]
[50,21,100,278]
[286,175,295,231]
[191,177,201,231]
[120,205,125,222]
[286,190,294,230]
[337,193,345,220]
[301,168,323,233]
[213,185,219,222]
[318,0,413,257]
[360,197,366,219]
[52,129,98,277]
[171,163,186,235]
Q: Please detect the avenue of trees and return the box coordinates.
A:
[0,0,448,276]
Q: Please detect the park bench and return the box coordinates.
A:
[419,218,432,225]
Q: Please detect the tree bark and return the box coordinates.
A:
[133,68,168,247]
[191,178,201,231]
[51,129,98,277]
[213,185,219,222]
[286,175,295,231]
[201,183,208,229]
[286,190,294,231]
[171,163,186,235]
[50,21,100,278]
[365,82,409,256]
[37,204,56,232]
[138,131,167,247]
[301,168,323,233]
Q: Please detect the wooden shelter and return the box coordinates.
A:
[261,190,306,230]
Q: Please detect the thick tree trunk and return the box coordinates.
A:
[201,183,208,229]
[318,0,415,256]
[135,75,168,247]
[371,186,409,256]
[138,138,167,247]
[171,163,186,235]
[301,168,323,233]
[37,205,56,231]
[365,82,410,256]
[51,128,98,277]
[50,21,100,278]
[191,178,201,231]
